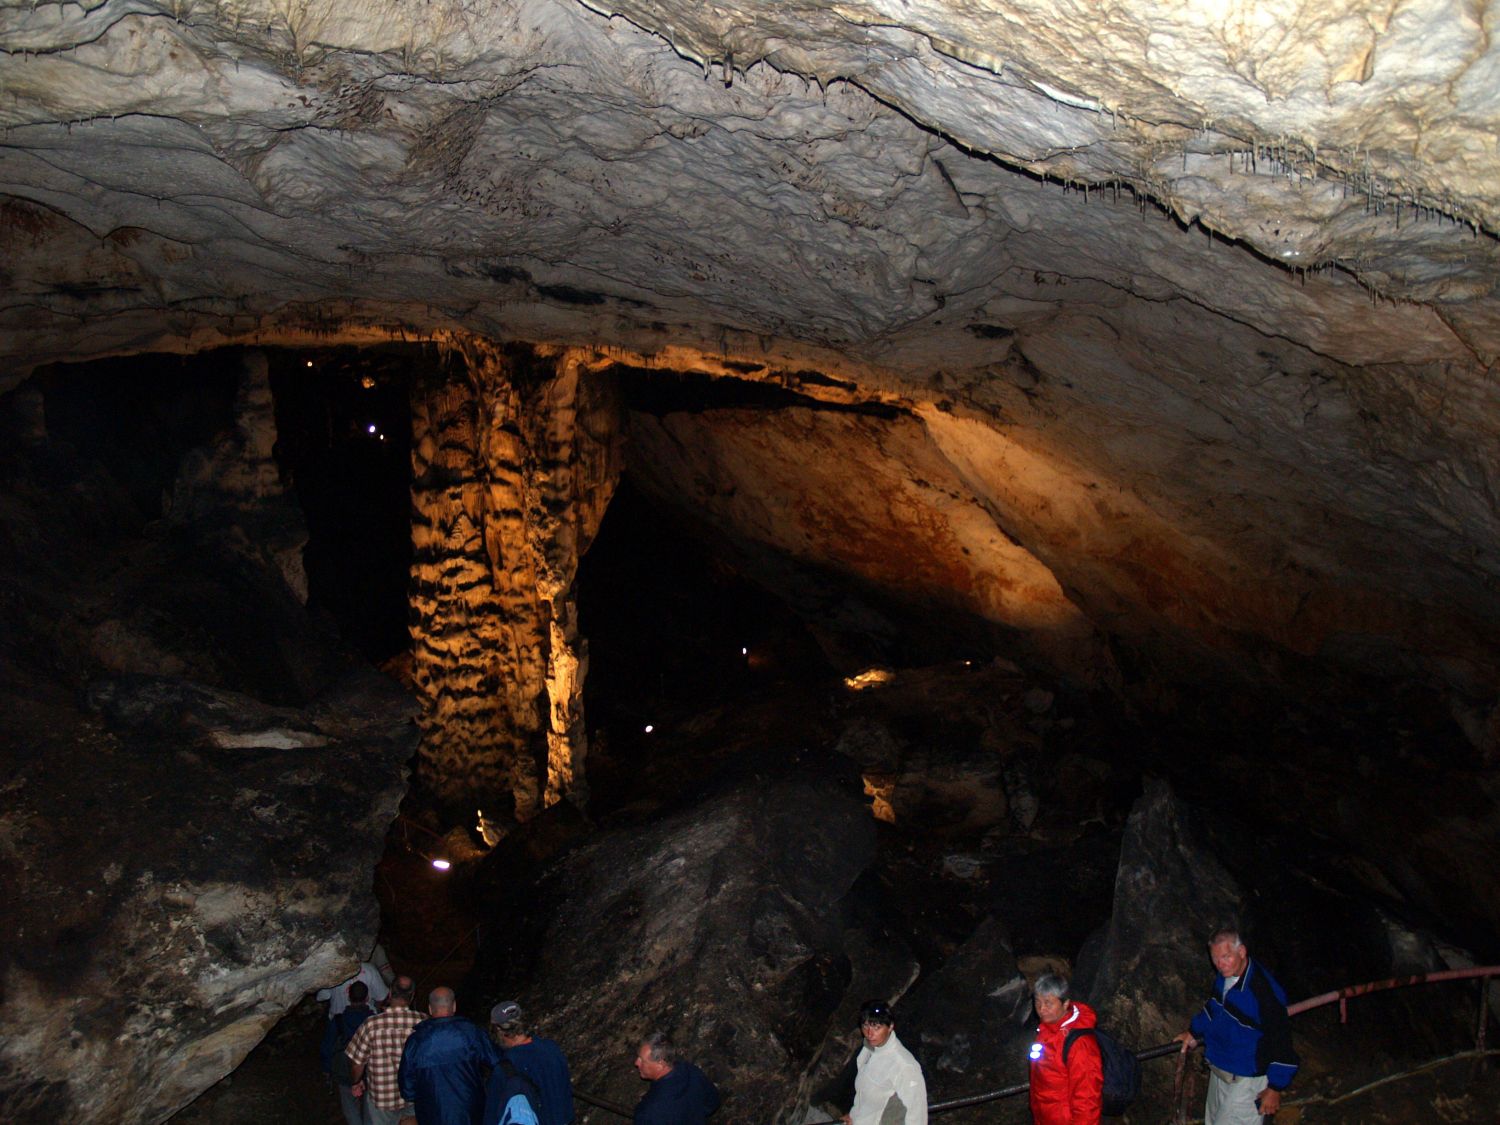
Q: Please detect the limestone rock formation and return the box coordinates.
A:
[2,0,1498,755]
[470,750,892,1123]
[408,342,622,821]
[0,355,416,1124]
[628,402,1106,680]
[1077,777,1242,1101]
[890,915,1034,1108]
[1076,777,1495,1115]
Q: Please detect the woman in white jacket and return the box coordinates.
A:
[843,1000,928,1125]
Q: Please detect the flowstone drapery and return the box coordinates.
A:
[408,343,621,821]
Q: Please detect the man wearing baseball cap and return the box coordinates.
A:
[488,1001,575,1125]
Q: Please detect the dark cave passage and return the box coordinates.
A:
[34,351,240,522]
[266,345,421,666]
[575,476,837,813]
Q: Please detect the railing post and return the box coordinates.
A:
[1172,1047,1191,1125]
[1478,977,1489,1053]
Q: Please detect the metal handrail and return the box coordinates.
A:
[573,966,1500,1121]
[576,1089,636,1117]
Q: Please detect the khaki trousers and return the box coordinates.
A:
[1205,1066,1269,1124]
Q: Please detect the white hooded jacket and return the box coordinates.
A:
[851,1032,928,1125]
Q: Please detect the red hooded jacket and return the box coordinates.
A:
[1027,1000,1103,1125]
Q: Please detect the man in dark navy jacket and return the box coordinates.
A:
[490,1000,575,1125]
[399,987,501,1125]
[632,1031,720,1125]
[1176,927,1299,1122]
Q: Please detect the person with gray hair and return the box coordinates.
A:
[398,986,500,1125]
[1027,974,1102,1124]
[632,1030,720,1125]
[1175,927,1299,1122]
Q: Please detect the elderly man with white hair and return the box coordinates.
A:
[1176,927,1299,1122]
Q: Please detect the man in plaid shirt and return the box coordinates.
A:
[348,974,427,1125]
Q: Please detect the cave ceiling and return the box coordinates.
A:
[3,0,1500,721]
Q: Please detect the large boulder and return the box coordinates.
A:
[0,669,416,1124]
[887,916,1035,1119]
[471,750,900,1123]
[1075,779,1242,1110]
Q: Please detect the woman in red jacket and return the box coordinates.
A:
[1028,974,1103,1125]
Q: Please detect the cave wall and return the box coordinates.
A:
[0,350,416,1123]
[626,398,1109,679]
[617,341,1500,743]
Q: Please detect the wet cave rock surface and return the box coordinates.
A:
[0,357,416,1124]
[471,748,881,1123]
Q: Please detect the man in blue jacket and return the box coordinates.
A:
[1176,927,1299,1122]
[632,1031,721,1125]
[399,987,500,1125]
[490,1000,575,1125]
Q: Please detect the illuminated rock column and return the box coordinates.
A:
[409,342,620,822]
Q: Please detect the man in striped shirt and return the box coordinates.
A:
[348,974,427,1125]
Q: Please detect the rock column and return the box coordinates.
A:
[409,342,620,824]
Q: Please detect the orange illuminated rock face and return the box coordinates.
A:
[628,402,1109,681]
[407,343,622,821]
[617,367,1499,746]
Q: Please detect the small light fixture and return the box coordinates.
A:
[367,423,378,434]
[741,647,748,656]
[431,858,451,871]
[644,724,654,733]
[305,360,314,367]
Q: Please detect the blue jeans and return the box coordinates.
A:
[336,1083,363,1125]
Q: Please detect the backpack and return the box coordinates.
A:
[330,1010,362,1086]
[1064,1026,1141,1117]
[494,1058,541,1125]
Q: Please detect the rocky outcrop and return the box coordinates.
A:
[827,662,1040,836]
[1078,779,1242,1091]
[471,750,895,1124]
[0,356,415,1123]
[408,342,622,822]
[888,916,1034,1110]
